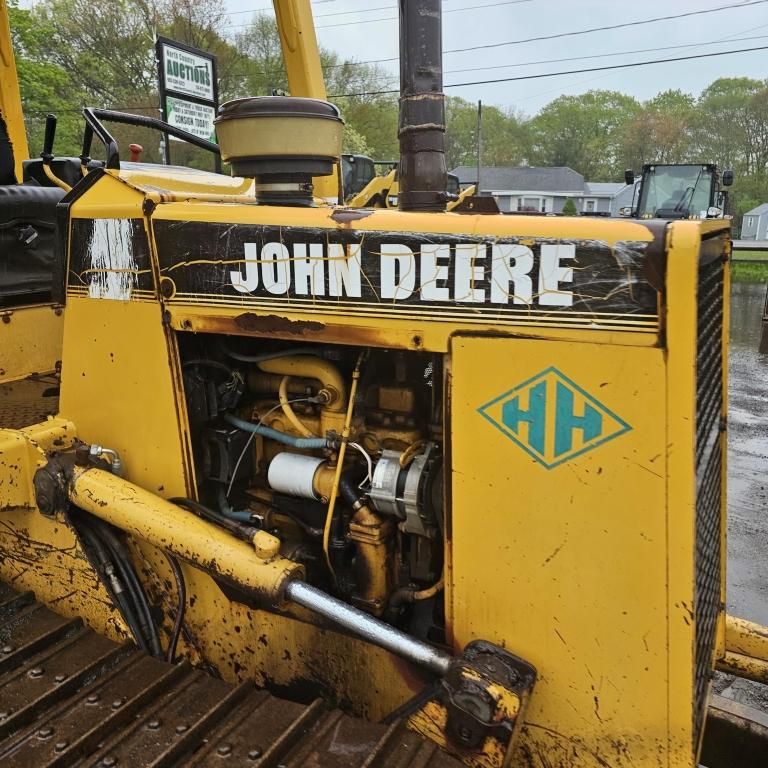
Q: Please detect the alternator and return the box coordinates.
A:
[369,442,442,538]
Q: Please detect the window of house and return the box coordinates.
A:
[745,216,754,227]
[585,199,596,213]
[518,196,546,212]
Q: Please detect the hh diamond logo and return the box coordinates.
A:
[477,367,631,469]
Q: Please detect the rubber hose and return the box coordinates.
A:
[77,523,148,652]
[222,345,323,363]
[224,413,326,449]
[163,552,186,664]
[93,521,162,658]
[217,487,255,523]
[170,497,256,543]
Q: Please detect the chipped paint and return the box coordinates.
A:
[86,219,138,301]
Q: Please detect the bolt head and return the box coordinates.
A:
[1,645,13,654]
[29,667,45,678]
[54,674,66,683]
[86,694,100,704]
[175,723,188,734]
[37,726,54,739]
[102,757,117,767]
[247,748,262,760]
[54,740,68,752]
[217,744,232,756]
[111,699,124,710]
[147,719,161,730]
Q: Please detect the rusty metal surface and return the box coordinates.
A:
[0,582,461,767]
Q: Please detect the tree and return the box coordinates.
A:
[444,97,528,170]
[8,0,84,156]
[619,90,696,171]
[562,198,577,216]
[527,90,641,180]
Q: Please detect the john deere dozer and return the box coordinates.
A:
[1,1,767,766]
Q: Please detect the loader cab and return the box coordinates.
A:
[632,163,732,220]
[341,153,376,202]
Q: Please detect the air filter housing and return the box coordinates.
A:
[214,96,343,205]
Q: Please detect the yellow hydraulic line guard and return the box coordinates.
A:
[273,0,338,201]
[0,0,29,180]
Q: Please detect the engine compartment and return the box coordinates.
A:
[180,335,446,641]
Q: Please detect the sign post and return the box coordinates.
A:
[156,36,220,171]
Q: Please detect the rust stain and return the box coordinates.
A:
[234,313,325,336]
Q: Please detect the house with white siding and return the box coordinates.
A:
[451,165,628,215]
[740,204,768,240]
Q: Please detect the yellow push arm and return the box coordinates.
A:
[0,0,29,181]
[273,0,338,201]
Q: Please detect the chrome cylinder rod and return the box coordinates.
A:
[285,580,452,676]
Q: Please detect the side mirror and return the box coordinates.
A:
[619,206,633,217]
[624,169,634,186]
[722,169,733,187]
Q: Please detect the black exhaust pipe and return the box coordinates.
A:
[398,0,447,212]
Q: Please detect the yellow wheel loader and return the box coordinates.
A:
[342,154,475,210]
[1,1,767,766]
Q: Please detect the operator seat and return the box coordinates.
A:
[0,116,65,306]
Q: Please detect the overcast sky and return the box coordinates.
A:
[222,0,768,115]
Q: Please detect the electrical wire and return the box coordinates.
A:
[441,32,768,77]
[163,552,186,663]
[321,0,768,69]
[329,44,768,97]
[220,0,534,31]
[348,442,373,488]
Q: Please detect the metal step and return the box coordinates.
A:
[0,582,460,768]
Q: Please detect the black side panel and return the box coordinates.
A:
[0,185,65,306]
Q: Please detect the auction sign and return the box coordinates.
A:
[156,36,219,165]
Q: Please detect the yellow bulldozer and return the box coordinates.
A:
[1,1,767,766]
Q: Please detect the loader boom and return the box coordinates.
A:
[0,0,28,181]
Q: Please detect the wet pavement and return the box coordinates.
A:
[714,277,768,709]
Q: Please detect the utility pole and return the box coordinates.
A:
[476,100,482,193]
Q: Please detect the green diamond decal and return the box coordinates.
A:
[477,367,631,469]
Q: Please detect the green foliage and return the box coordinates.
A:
[562,198,577,216]
[527,90,641,180]
[342,126,371,156]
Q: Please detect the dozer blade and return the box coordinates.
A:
[0,582,461,768]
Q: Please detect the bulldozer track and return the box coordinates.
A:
[0,582,460,767]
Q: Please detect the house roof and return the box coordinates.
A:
[451,165,585,192]
[744,203,768,216]
[585,182,624,197]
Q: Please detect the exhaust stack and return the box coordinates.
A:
[398,0,448,212]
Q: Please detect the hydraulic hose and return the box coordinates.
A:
[171,497,256,543]
[93,519,162,658]
[216,487,256,524]
[76,522,149,653]
[224,413,327,449]
[164,552,186,664]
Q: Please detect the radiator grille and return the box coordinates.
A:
[693,252,724,746]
